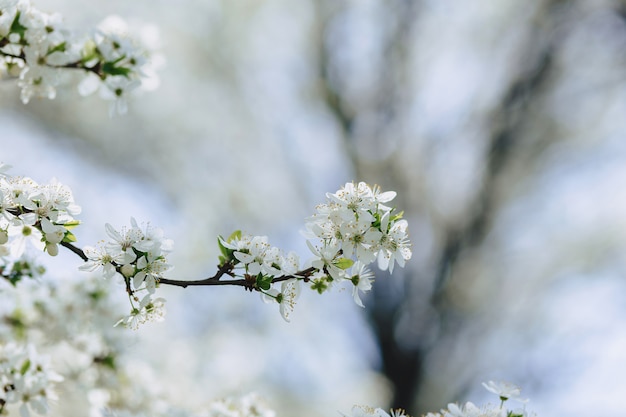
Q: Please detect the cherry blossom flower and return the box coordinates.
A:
[442,402,506,417]
[349,262,374,308]
[482,380,528,403]
[263,279,301,322]
[79,244,124,279]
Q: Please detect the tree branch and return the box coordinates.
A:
[0,48,103,77]
[60,240,88,261]
[57,239,316,291]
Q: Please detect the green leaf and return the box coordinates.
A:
[227,230,242,242]
[8,274,21,287]
[62,230,77,243]
[256,274,273,291]
[6,309,26,339]
[217,236,229,257]
[10,12,28,40]
[390,210,404,222]
[96,354,116,370]
[47,41,66,55]
[218,231,241,264]
[334,257,354,270]
[63,220,80,230]
[101,61,131,78]
[20,359,31,375]
[371,211,382,229]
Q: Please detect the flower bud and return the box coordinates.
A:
[0,229,8,245]
[46,242,59,257]
[121,263,135,277]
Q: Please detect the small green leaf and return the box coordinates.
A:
[10,12,28,39]
[63,220,80,230]
[6,309,26,339]
[218,231,241,264]
[334,257,354,270]
[256,274,272,291]
[8,274,21,287]
[390,210,404,222]
[62,230,77,243]
[20,359,31,375]
[47,41,66,55]
[217,236,229,257]
[101,61,131,77]
[227,230,242,243]
[95,354,116,370]
[88,289,105,301]
[371,211,382,229]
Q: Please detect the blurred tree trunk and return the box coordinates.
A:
[313,0,563,413]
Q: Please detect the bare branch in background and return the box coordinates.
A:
[314,0,570,414]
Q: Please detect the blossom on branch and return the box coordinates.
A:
[481,380,528,403]
[305,182,412,276]
[0,0,159,114]
[0,170,80,262]
[80,218,173,328]
[262,278,301,322]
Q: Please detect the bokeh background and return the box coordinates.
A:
[3,0,626,415]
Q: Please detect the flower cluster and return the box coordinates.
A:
[1,273,174,417]
[0,166,80,264]
[80,218,173,329]
[305,181,411,274]
[344,381,534,417]
[2,164,412,325]
[0,342,62,417]
[425,381,533,417]
[218,232,302,322]
[216,182,412,321]
[0,0,156,114]
[303,182,411,305]
[1,276,130,370]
